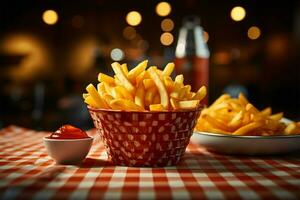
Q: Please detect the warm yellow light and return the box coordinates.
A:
[230,6,246,22]
[123,26,136,40]
[1,34,49,81]
[126,11,142,26]
[203,31,209,43]
[247,26,261,40]
[42,10,58,25]
[156,2,172,17]
[160,32,174,46]
[161,18,174,32]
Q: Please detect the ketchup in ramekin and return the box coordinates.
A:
[48,125,90,139]
[44,125,93,164]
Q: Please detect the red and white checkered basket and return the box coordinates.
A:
[88,107,201,167]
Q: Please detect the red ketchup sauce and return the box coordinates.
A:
[48,125,90,139]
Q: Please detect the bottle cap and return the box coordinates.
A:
[183,15,201,29]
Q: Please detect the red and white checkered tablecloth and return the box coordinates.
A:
[1,126,300,200]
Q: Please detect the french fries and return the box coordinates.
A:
[86,84,109,109]
[195,93,300,135]
[149,104,164,111]
[111,62,135,93]
[83,60,207,111]
[148,67,169,109]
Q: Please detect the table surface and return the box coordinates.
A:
[1,126,300,200]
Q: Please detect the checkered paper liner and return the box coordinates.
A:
[88,108,201,167]
[1,126,300,200]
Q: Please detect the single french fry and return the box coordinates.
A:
[148,68,169,109]
[162,62,174,77]
[164,76,174,92]
[82,93,89,99]
[175,74,184,85]
[136,71,146,85]
[114,75,122,86]
[178,100,199,109]
[128,60,148,83]
[109,99,144,111]
[149,104,164,111]
[145,87,157,107]
[111,62,135,93]
[233,121,264,135]
[192,86,207,102]
[134,82,145,109]
[97,82,108,97]
[228,110,243,128]
[246,103,260,114]
[269,112,283,121]
[261,107,272,116]
[121,63,129,76]
[98,73,115,85]
[86,84,108,108]
[84,96,98,108]
[238,93,249,106]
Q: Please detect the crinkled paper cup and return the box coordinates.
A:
[88,107,201,167]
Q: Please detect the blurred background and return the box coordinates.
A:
[0,0,299,131]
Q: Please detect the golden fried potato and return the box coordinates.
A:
[84,60,206,111]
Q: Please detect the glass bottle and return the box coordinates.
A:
[175,16,210,105]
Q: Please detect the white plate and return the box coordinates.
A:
[191,119,300,155]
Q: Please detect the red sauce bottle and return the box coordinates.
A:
[175,16,210,105]
[48,125,89,139]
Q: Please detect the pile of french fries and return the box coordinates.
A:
[83,60,206,111]
[195,93,300,135]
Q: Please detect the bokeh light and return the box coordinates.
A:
[42,10,58,25]
[161,18,174,32]
[1,34,49,80]
[126,11,142,26]
[247,26,261,40]
[156,2,172,17]
[230,6,246,22]
[110,48,124,61]
[123,26,136,40]
[203,31,209,43]
[160,32,174,46]
[68,38,99,76]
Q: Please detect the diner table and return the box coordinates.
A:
[0,125,300,200]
